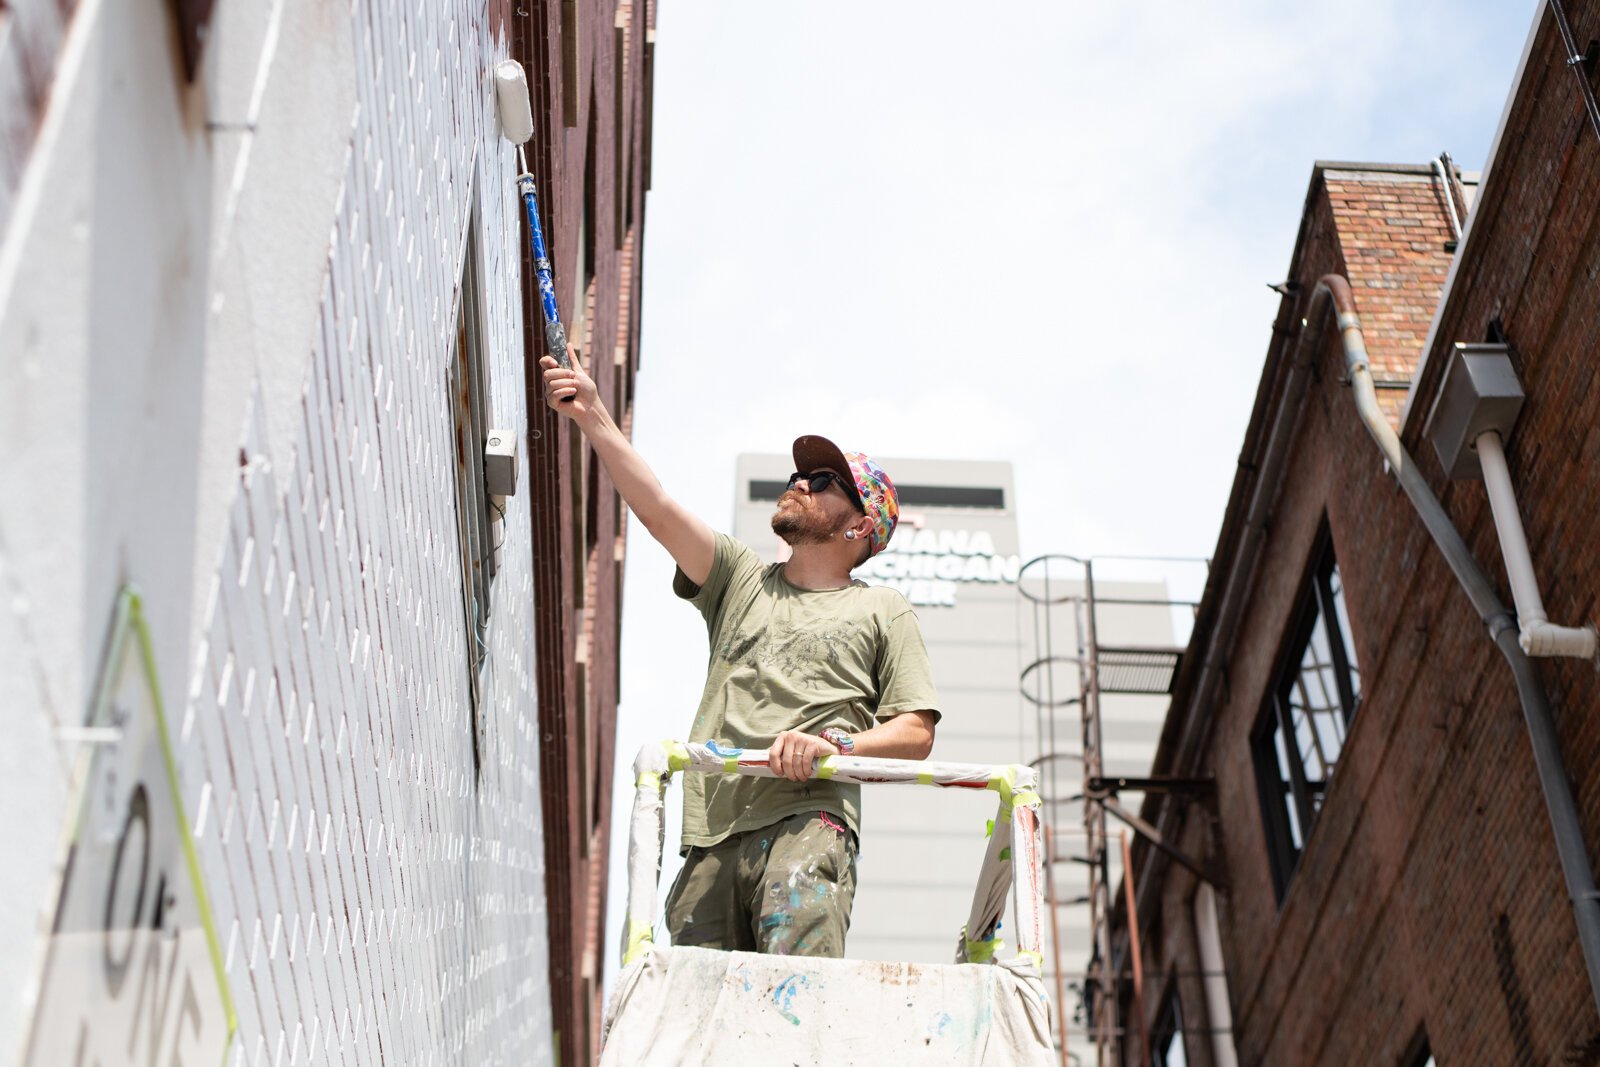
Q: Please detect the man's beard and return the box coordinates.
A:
[771,493,849,546]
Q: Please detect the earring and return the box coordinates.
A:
[844,530,857,541]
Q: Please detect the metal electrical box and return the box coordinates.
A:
[484,430,518,496]
[1423,342,1525,480]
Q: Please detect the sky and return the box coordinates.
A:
[600,0,1539,985]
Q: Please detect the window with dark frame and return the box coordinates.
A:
[1153,982,1188,1067]
[1252,526,1361,899]
[449,190,496,782]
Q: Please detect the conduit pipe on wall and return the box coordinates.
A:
[1134,282,1331,1066]
[1548,0,1600,143]
[1473,430,1598,660]
[1318,273,1600,1018]
[1431,156,1463,240]
[1192,884,1239,1067]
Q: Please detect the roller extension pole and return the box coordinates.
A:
[493,60,575,392]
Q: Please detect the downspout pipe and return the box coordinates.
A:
[1549,0,1600,143]
[1431,156,1463,240]
[1319,272,1600,1018]
[1473,430,1598,660]
[1131,278,1327,1063]
[1193,883,1239,1067]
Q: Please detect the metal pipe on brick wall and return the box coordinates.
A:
[1127,275,1332,1055]
[1192,883,1239,1067]
[1431,156,1463,240]
[1320,271,1600,1019]
[1135,260,1328,913]
[1473,429,1598,659]
[1548,0,1600,142]
[1121,831,1150,1067]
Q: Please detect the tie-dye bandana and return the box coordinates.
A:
[844,451,899,556]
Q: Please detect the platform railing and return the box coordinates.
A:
[621,740,1046,980]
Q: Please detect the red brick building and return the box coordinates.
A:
[1109,5,1600,1065]
[513,2,656,1062]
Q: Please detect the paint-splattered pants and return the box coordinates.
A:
[665,811,858,957]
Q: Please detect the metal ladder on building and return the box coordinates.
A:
[1018,556,1206,1067]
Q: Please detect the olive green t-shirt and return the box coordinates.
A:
[674,533,941,849]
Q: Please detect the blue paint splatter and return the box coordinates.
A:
[773,975,809,1026]
[932,1012,952,1037]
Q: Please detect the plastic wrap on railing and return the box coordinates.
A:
[621,742,673,966]
[1008,792,1047,976]
[619,740,1044,974]
[670,740,1036,793]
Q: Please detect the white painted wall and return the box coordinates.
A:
[0,1,554,1063]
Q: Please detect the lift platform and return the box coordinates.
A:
[601,741,1057,1065]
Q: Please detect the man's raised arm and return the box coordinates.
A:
[540,352,715,586]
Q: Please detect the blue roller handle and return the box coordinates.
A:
[518,171,575,401]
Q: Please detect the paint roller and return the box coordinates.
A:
[494,59,575,395]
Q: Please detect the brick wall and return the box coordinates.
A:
[1115,7,1600,1060]
[514,1,652,1061]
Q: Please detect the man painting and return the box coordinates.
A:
[542,353,939,957]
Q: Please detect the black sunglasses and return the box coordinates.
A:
[786,470,865,511]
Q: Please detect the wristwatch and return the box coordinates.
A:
[820,726,855,754]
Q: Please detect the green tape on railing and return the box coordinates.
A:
[723,754,739,773]
[1011,787,1041,811]
[665,741,690,772]
[817,757,836,780]
[962,925,1003,964]
[997,785,1041,827]
[917,770,933,785]
[622,918,654,966]
[637,771,661,792]
[985,819,994,838]
[987,766,1017,804]
[1015,948,1044,971]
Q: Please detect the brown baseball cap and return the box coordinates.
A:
[792,435,857,500]
[791,435,900,556]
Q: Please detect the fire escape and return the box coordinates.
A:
[1018,556,1208,1067]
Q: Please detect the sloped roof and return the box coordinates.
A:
[1126,160,1461,893]
[1319,163,1464,421]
